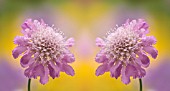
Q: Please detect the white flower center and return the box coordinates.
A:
[30,26,65,61]
[106,27,139,60]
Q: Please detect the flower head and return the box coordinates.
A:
[12,19,75,84]
[95,19,158,84]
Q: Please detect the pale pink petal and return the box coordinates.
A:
[66,38,74,47]
[12,46,27,59]
[142,36,156,46]
[121,67,130,85]
[110,61,122,78]
[21,19,32,30]
[14,36,29,46]
[40,66,49,85]
[48,61,60,79]
[96,64,108,76]
[110,61,122,79]
[137,52,150,68]
[138,19,149,30]
[95,53,108,63]
[96,37,105,47]
[133,63,146,78]
[143,46,158,59]
[62,64,75,76]
[125,64,137,78]
[62,54,75,63]
[20,52,34,68]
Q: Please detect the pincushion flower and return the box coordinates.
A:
[12,19,75,85]
[95,19,158,85]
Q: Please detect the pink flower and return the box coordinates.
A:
[95,19,158,84]
[12,19,75,84]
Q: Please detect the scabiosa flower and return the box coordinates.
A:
[12,19,75,84]
[95,19,158,84]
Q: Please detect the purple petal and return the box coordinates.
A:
[95,53,108,63]
[62,64,75,76]
[40,66,49,85]
[62,54,75,63]
[20,53,34,68]
[96,37,105,47]
[66,38,74,47]
[143,46,158,59]
[138,19,149,30]
[21,19,32,30]
[32,64,44,78]
[12,46,27,59]
[133,63,146,78]
[137,52,150,68]
[24,62,39,78]
[141,36,156,46]
[121,67,130,85]
[96,64,108,76]
[125,64,137,78]
[14,36,29,46]
[110,61,122,78]
[48,61,60,79]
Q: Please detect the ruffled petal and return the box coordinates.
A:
[66,38,74,47]
[12,46,27,59]
[141,36,156,46]
[62,53,75,63]
[96,37,105,47]
[21,19,32,30]
[110,61,122,78]
[95,53,108,63]
[133,63,146,78]
[48,61,61,79]
[138,19,149,30]
[20,52,34,68]
[96,63,108,76]
[143,46,158,59]
[24,62,39,78]
[137,52,150,68]
[40,66,49,85]
[14,36,29,46]
[125,64,137,78]
[62,64,75,76]
[121,66,130,85]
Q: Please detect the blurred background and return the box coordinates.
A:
[0,0,170,91]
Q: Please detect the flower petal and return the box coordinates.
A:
[96,37,105,47]
[143,46,158,59]
[141,36,156,46]
[62,64,75,76]
[138,19,149,30]
[62,53,75,63]
[48,61,61,79]
[132,63,146,78]
[121,66,130,85]
[66,38,74,47]
[95,53,108,63]
[14,36,29,46]
[96,63,108,76]
[20,52,34,68]
[40,66,49,85]
[110,61,122,78]
[21,19,32,30]
[12,46,27,59]
[125,64,137,78]
[137,52,150,68]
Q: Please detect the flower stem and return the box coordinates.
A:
[139,78,142,91]
[28,79,31,91]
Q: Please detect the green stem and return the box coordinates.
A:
[28,79,31,91]
[139,79,142,91]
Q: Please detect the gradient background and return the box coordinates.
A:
[0,0,170,91]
